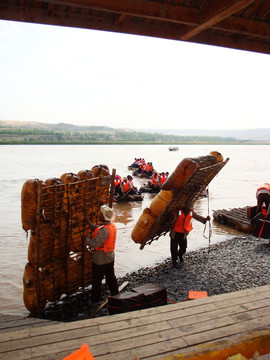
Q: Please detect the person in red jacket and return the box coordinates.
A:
[114,174,123,196]
[159,172,167,185]
[256,183,270,215]
[150,172,161,190]
[85,205,119,303]
[169,204,210,267]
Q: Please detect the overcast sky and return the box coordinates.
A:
[0,19,269,130]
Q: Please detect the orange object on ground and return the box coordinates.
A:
[62,343,95,360]
[188,291,208,300]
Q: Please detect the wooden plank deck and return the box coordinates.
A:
[0,284,269,360]
[213,207,254,234]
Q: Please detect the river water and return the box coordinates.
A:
[0,144,269,316]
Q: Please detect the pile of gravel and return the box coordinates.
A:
[121,235,269,301]
[43,235,269,322]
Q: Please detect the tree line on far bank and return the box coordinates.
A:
[0,128,238,145]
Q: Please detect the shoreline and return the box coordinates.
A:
[43,234,270,322]
[120,235,269,301]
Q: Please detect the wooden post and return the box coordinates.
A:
[109,168,116,208]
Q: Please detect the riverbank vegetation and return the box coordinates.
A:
[0,128,238,145]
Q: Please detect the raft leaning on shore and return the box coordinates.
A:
[21,164,113,315]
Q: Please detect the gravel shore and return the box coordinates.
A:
[43,234,270,322]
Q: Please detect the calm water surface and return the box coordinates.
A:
[0,144,269,315]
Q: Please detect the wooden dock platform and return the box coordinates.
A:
[0,284,270,360]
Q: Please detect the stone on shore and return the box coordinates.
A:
[43,235,269,321]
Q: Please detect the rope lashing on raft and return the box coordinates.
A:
[201,185,213,294]
[203,186,212,253]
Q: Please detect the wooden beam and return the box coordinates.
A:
[215,16,270,41]
[2,1,268,42]
[192,31,270,55]
[29,0,200,25]
[2,1,269,40]
[0,5,182,40]
[180,0,257,41]
[1,0,270,55]
[114,13,126,26]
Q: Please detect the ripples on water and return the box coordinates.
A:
[0,144,269,315]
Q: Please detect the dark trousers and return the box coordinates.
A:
[114,185,123,196]
[92,261,119,303]
[170,232,187,266]
[257,193,270,214]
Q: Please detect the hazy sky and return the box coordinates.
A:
[0,19,269,130]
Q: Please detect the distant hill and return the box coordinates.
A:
[0,120,117,133]
[1,121,269,141]
[135,128,270,142]
[0,120,269,144]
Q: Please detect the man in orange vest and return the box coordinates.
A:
[146,162,153,176]
[159,172,167,185]
[170,204,210,267]
[114,174,123,196]
[256,183,270,215]
[85,205,119,303]
[127,175,139,194]
[150,172,161,190]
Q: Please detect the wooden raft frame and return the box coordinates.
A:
[26,171,115,316]
[213,207,254,234]
[140,158,230,249]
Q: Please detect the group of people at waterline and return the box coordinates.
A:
[87,174,270,303]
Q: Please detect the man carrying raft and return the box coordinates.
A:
[131,151,227,254]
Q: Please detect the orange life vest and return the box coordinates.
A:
[122,181,130,193]
[94,223,117,252]
[114,178,121,187]
[142,163,148,171]
[173,210,193,233]
[160,174,166,184]
[128,180,134,187]
[151,174,159,186]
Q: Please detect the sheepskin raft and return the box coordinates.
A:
[131,152,229,249]
[21,165,115,316]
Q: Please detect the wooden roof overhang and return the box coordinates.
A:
[1,0,270,55]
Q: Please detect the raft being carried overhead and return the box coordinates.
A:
[131,152,229,249]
